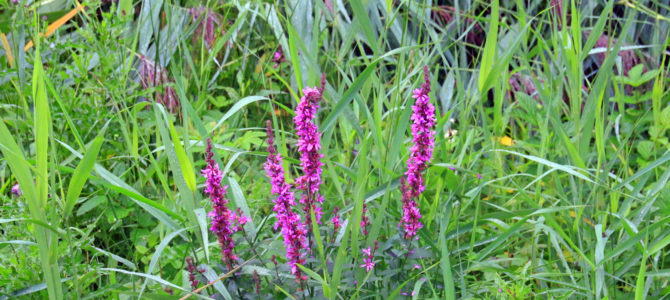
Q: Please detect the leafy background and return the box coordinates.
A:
[0,0,669,299]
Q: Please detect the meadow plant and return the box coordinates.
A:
[360,246,375,272]
[2,2,668,299]
[330,206,341,241]
[185,256,200,292]
[293,79,326,226]
[271,45,286,68]
[360,203,370,236]
[189,7,221,49]
[264,121,309,283]
[400,66,436,239]
[11,183,21,197]
[137,56,180,113]
[202,138,243,270]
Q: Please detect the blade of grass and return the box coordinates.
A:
[63,131,105,220]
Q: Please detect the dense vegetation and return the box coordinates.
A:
[1,0,669,299]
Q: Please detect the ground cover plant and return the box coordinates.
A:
[1,0,670,299]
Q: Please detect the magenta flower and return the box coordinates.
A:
[400,66,435,239]
[231,207,250,232]
[331,206,341,232]
[11,183,21,197]
[185,256,200,292]
[264,121,309,283]
[293,78,326,226]
[271,45,286,68]
[202,138,241,270]
[189,7,222,49]
[137,56,180,114]
[360,247,375,272]
[360,203,370,236]
[330,206,341,242]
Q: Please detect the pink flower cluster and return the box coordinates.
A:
[360,203,370,236]
[202,138,246,270]
[271,46,286,68]
[400,66,435,239]
[185,256,203,292]
[137,56,180,114]
[293,81,326,225]
[189,7,222,49]
[11,183,21,197]
[330,206,341,242]
[360,242,378,272]
[264,121,309,283]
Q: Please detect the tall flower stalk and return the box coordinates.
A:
[293,77,326,226]
[400,66,436,239]
[202,138,241,270]
[264,121,309,284]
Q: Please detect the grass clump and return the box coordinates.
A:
[1,0,669,299]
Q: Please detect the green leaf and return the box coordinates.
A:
[211,96,267,133]
[321,45,418,133]
[76,196,106,216]
[139,228,189,298]
[350,0,378,54]
[225,176,256,235]
[478,0,499,93]
[169,122,196,192]
[637,141,654,160]
[64,132,105,219]
[598,216,670,266]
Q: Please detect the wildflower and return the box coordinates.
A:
[400,66,435,239]
[360,203,370,236]
[508,73,541,102]
[360,247,375,272]
[330,206,341,241]
[271,45,286,68]
[228,207,250,232]
[293,78,326,226]
[190,7,222,49]
[551,0,564,26]
[202,138,240,270]
[585,31,641,77]
[185,257,200,292]
[331,206,341,231]
[264,121,309,283]
[138,56,180,114]
[252,270,261,294]
[11,183,21,197]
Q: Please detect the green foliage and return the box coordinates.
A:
[1,0,669,299]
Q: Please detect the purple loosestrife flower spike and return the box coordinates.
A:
[330,206,341,242]
[360,203,370,236]
[400,66,436,239]
[293,83,325,226]
[264,121,309,283]
[189,7,221,49]
[185,257,200,292]
[202,139,240,270]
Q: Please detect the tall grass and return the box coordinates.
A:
[0,0,669,299]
